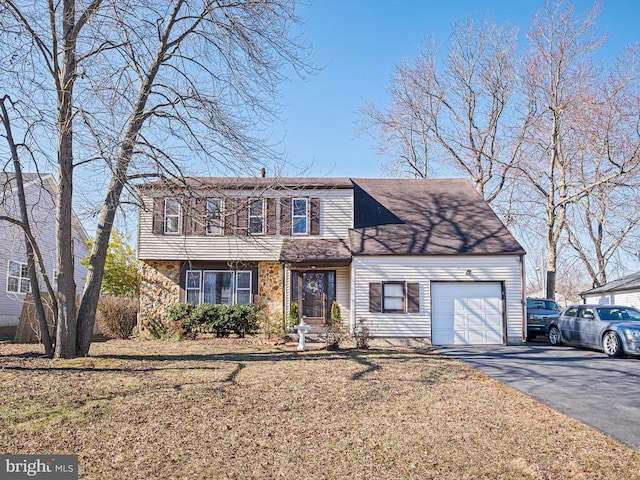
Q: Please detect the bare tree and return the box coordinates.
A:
[519,0,640,299]
[360,18,523,204]
[0,96,57,356]
[0,0,311,357]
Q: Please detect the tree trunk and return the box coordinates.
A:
[0,98,54,357]
[54,0,78,358]
[76,180,123,356]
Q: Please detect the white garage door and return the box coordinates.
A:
[431,282,504,345]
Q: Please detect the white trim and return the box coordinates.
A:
[163,198,181,235]
[248,198,265,235]
[291,197,309,235]
[205,198,224,236]
[6,260,30,294]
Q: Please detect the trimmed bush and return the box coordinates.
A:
[165,303,259,338]
[97,295,138,339]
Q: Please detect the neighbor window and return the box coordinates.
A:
[205,198,224,235]
[291,198,308,234]
[164,198,181,234]
[7,260,30,294]
[383,282,405,312]
[185,270,252,305]
[248,199,264,235]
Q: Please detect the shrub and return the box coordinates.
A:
[289,301,299,328]
[326,301,345,350]
[165,303,259,338]
[353,318,372,350]
[96,296,138,339]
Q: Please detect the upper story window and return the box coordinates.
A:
[292,198,308,235]
[205,198,224,235]
[248,199,264,235]
[164,198,181,234]
[7,260,30,294]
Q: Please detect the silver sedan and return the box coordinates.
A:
[547,305,640,357]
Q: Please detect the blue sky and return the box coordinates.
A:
[273,0,640,178]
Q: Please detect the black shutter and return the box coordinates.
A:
[152,197,164,235]
[310,197,320,235]
[266,198,276,235]
[237,198,248,235]
[369,283,382,313]
[182,198,193,235]
[280,197,291,235]
[407,283,420,313]
[193,198,206,235]
[224,198,236,236]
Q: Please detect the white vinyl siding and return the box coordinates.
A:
[351,255,523,342]
[583,290,640,310]
[138,189,353,261]
[0,176,89,326]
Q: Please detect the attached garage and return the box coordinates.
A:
[431,282,504,345]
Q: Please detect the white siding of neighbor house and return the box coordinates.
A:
[351,255,524,342]
[0,177,89,326]
[284,265,351,327]
[137,189,354,261]
[583,291,640,309]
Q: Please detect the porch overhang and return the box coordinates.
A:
[279,239,352,267]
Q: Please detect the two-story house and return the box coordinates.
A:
[137,176,526,345]
[0,173,89,328]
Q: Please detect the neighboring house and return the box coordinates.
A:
[137,176,526,345]
[0,173,89,327]
[581,272,640,308]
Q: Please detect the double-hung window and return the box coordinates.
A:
[205,198,224,235]
[248,199,264,235]
[164,198,181,234]
[291,198,308,235]
[185,270,252,305]
[382,282,405,312]
[7,260,30,294]
[369,281,420,313]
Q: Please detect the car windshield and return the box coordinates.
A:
[596,307,640,321]
[527,299,559,311]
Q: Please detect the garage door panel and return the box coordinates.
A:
[432,282,504,346]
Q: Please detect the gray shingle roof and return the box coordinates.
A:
[280,239,352,264]
[581,272,640,296]
[349,178,525,256]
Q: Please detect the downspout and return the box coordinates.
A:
[520,254,526,344]
[281,261,286,333]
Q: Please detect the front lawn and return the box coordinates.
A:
[1,339,638,479]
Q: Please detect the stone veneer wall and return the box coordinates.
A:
[255,261,283,335]
[138,260,181,332]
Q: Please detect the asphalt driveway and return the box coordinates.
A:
[436,342,640,450]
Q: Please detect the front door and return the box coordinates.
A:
[292,270,336,328]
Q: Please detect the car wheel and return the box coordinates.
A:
[603,331,623,357]
[548,326,561,345]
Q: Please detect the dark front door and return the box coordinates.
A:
[292,270,336,328]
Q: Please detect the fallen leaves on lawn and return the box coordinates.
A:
[1,339,639,479]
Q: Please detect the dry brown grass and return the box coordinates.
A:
[1,339,640,480]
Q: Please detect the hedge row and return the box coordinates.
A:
[166,303,259,338]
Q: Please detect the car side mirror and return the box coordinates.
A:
[583,313,594,320]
